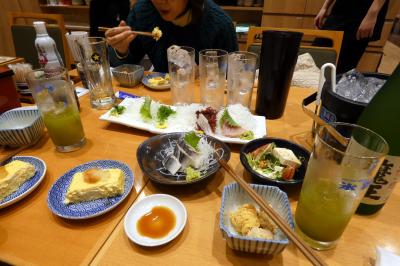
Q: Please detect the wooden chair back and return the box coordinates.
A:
[9,12,72,69]
[246,27,343,65]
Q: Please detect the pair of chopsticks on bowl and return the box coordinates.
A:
[218,158,327,266]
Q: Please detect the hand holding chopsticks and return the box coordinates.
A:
[218,158,327,266]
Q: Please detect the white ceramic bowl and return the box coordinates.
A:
[124,194,187,247]
[220,183,294,254]
[0,106,44,146]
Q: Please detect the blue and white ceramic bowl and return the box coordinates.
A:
[0,156,46,209]
[112,64,144,87]
[47,160,134,219]
[220,183,294,255]
[0,107,45,147]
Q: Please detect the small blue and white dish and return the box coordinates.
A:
[0,156,46,209]
[47,160,134,219]
[220,183,294,255]
[112,64,144,87]
[0,106,45,147]
[142,72,170,90]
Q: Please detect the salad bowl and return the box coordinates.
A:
[240,137,310,186]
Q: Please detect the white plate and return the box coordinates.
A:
[99,98,267,144]
[124,194,187,247]
[0,156,46,209]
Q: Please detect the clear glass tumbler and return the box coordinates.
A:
[199,49,228,109]
[295,122,388,250]
[167,45,195,105]
[27,68,86,152]
[76,37,115,109]
[227,51,258,108]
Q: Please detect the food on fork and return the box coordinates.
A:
[64,168,125,204]
[0,160,36,201]
[230,203,277,239]
[152,27,162,41]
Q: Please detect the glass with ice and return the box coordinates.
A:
[167,45,195,105]
[27,69,86,152]
[295,123,388,250]
[199,49,228,109]
[227,51,258,108]
[76,37,115,109]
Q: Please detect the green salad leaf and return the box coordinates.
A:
[110,105,126,116]
[219,108,240,127]
[184,131,201,151]
[157,105,176,123]
[185,166,201,181]
[140,96,152,121]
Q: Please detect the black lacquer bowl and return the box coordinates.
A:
[240,137,310,186]
[137,132,231,185]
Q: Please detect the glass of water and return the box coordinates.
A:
[76,37,115,109]
[199,49,228,109]
[167,45,195,105]
[227,51,258,108]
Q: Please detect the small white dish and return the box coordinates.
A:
[124,194,187,247]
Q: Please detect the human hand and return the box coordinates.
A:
[357,13,377,40]
[105,21,136,56]
[314,7,328,29]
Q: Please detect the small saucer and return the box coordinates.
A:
[124,194,187,247]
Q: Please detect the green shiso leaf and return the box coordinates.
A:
[110,105,126,116]
[184,131,201,151]
[157,105,176,123]
[219,108,240,127]
[140,96,152,121]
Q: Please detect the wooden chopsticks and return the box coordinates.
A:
[99,27,154,37]
[218,158,327,266]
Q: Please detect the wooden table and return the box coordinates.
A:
[1,81,399,266]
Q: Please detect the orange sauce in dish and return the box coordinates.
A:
[137,206,176,238]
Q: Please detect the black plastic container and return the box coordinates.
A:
[319,73,389,124]
[256,30,303,119]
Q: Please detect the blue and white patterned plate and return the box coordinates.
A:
[47,160,134,220]
[142,72,170,90]
[0,156,46,209]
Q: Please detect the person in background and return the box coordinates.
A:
[89,0,131,37]
[105,0,238,72]
[314,0,389,74]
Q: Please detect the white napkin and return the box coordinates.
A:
[376,246,400,266]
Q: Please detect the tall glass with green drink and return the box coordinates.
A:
[295,123,388,250]
[27,68,86,152]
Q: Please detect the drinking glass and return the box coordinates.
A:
[27,68,86,152]
[167,45,195,105]
[295,122,388,250]
[199,49,227,109]
[76,37,115,109]
[227,51,258,108]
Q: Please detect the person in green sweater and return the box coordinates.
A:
[105,0,238,72]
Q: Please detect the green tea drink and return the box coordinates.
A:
[42,105,85,147]
[295,158,363,245]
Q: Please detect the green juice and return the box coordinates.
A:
[295,158,361,243]
[42,105,85,147]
